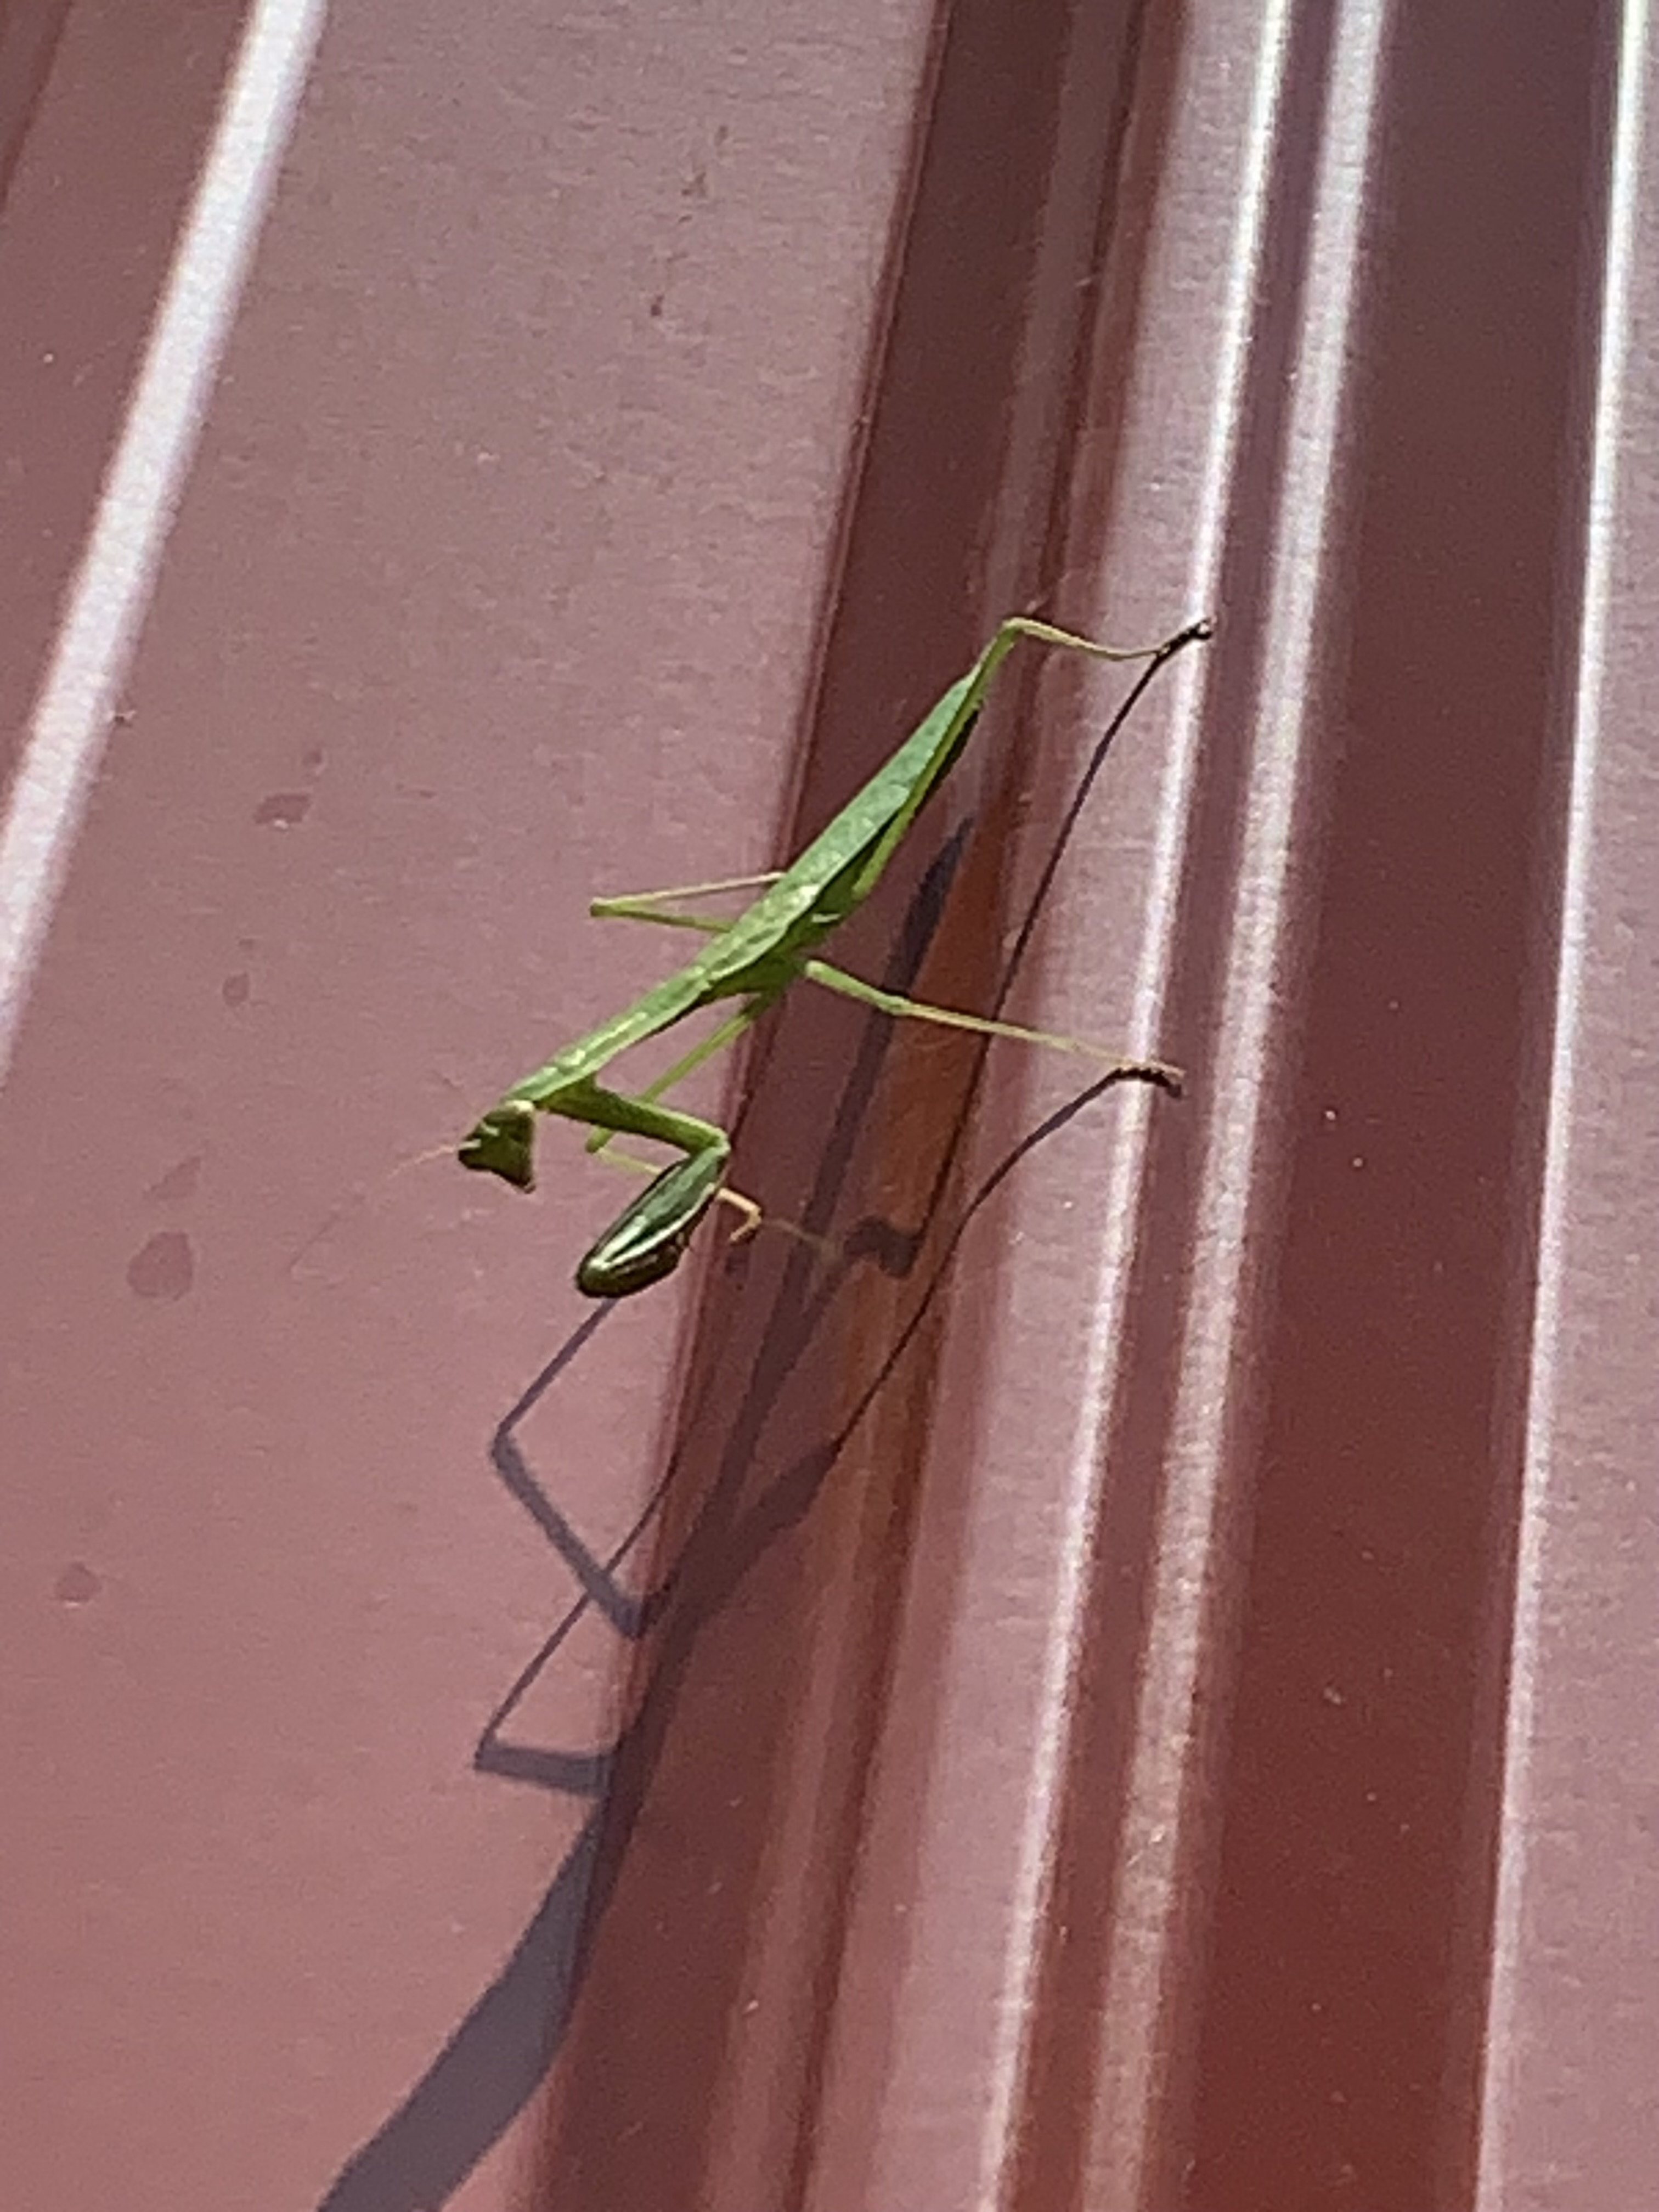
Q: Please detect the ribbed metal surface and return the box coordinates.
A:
[3,3,1652,2208]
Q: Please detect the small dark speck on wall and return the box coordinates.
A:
[146,1153,202,1205]
[254,792,311,828]
[127,1229,194,1301]
[55,1561,102,1605]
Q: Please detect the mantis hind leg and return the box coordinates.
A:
[1001,613,1214,664]
[801,958,1183,1092]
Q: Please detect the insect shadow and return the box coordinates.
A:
[316,645,1187,2212]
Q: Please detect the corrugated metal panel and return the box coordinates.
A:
[3,2,1651,2208]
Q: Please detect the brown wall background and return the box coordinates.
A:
[3,2,1654,2209]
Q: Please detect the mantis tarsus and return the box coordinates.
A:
[460,611,1212,1297]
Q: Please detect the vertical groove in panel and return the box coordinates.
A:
[1480,6,1659,2210]
[1176,6,1615,2209]
[0,0,331,1075]
[1002,6,1309,2207]
[0,2,255,798]
[536,3,1179,2207]
[1087,12,1397,2205]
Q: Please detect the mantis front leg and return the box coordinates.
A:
[461,1078,736,1298]
[582,1003,765,1158]
[574,1140,735,1297]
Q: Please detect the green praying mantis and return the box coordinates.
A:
[459,610,1212,1296]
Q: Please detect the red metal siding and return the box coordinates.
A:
[3,3,1651,2209]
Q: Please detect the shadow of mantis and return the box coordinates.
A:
[317,644,1192,2212]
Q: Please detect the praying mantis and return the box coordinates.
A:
[459,610,1212,1296]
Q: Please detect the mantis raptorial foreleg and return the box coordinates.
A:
[461,1078,735,1296]
[591,1139,768,1243]
[583,1003,765,1155]
[459,612,1212,1297]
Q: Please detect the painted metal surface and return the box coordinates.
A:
[3,1,1654,2208]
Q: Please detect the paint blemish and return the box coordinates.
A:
[222,971,251,1009]
[254,791,311,828]
[146,1153,202,1205]
[127,1229,194,1301]
[55,1561,102,1605]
